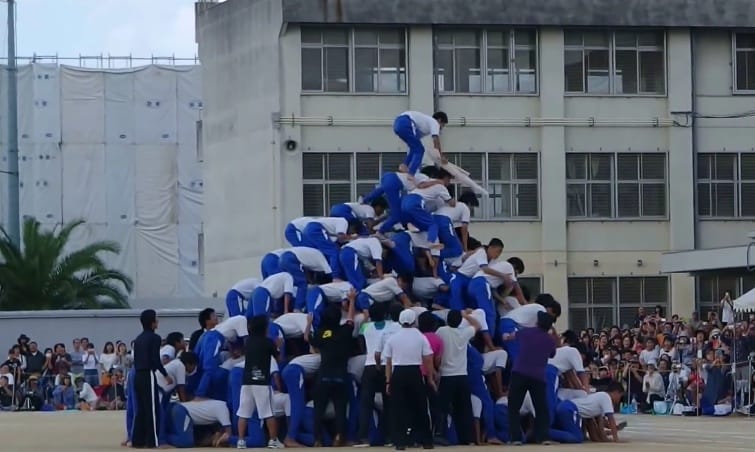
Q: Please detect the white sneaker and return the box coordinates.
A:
[237,439,247,449]
[268,438,285,449]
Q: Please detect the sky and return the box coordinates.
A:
[7,0,199,60]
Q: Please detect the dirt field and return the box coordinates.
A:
[0,411,752,451]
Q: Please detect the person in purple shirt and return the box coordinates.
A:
[507,311,557,445]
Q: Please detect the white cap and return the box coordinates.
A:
[399,309,417,326]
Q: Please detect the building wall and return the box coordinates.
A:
[197,1,755,328]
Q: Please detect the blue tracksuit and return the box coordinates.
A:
[339,246,368,290]
[305,287,329,333]
[449,273,473,311]
[368,173,404,234]
[166,403,195,448]
[551,401,583,443]
[225,289,246,317]
[383,231,414,275]
[282,364,311,445]
[247,287,273,319]
[429,215,463,260]
[498,317,521,365]
[279,251,308,311]
[394,114,426,175]
[301,222,342,279]
[400,193,436,234]
[228,367,267,446]
[467,276,496,335]
[261,253,282,279]
[467,346,497,441]
[330,204,370,236]
[284,222,304,246]
[125,369,136,442]
[196,330,225,398]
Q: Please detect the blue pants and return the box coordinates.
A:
[279,251,308,311]
[247,287,272,319]
[467,347,497,441]
[356,292,375,312]
[371,173,404,234]
[228,367,267,446]
[449,273,472,311]
[196,330,225,398]
[400,194,435,233]
[394,114,425,175]
[430,215,463,260]
[284,223,303,246]
[467,277,495,335]
[436,260,453,285]
[551,401,583,443]
[499,318,521,364]
[268,323,287,363]
[330,203,367,236]
[340,247,367,290]
[225,289,245,317]
[384,231,415,274]
[493,403,513,443]
[282,364,309,444]
[301,223,342,279]
[261,253,282,279]
[125,369,136,442]
[166,403,195,448]
[306,287,328,333]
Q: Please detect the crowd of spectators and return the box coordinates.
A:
[0,335,132,412]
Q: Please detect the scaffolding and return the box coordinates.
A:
[0,54,199,68]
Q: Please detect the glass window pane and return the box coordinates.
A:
[639,51,665,93]
[516,184,539,217]
[590,183,612,217]
[638,31,663,47]
[488,154,512,180]
[327,183,352,207]
[713,183,735,216]
[619,277,642,304]
[514,30,536,46]
[569,309,588,331]
[592,307,615,330]
[518,277,541,297]
[585,49,609,94]
[302,153,324,179]
[487,47,510,92]
[489,183,512,217]
[697,154,712,179]
[301,48,323,90]
[641,183,667,216]
[458,153,484,180]
[301,28,322,44]
[436,49,455,92]
[643,277,669,305]
[487,30,508,47]
[589,154,612,180]
[616,154,639,180]
[356,153,380,180]
[515,49,537,93]
[381,153,405,174]
[615,32,637,48]
[696,183,711,216]
[514,154,538,179]
[736,51,751,91]
[641,154,666,179]
[564,50,584,92]
[615,50,638,94]
[584,31,609,47]
[456,49,482,93]
[302,184,324,216]
[327,154,351,179]
[741,183,755,216]
[322,29,349,45]
[564,31,583,47]
[324,47,349,92]
[741,154,755,180]
[736,33,755,49]
[454,30,481,46]
[566,154,587,179]
[436,30,454,46]
[714,154,736,179]
[592,278,615,304]
[566,184,587,217]
[354,29,379,46]
[379,29,403,45]
[378,48,406,93]
[617,183,640,217]
[354,48,378,92]
[568,278,588,304]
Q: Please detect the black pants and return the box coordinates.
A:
[358,365,388,442]
[313,377,349,442]
[439,375,473,445]
[507,371,549,443]
[132,370,160,448]
[391,366,431,448]
[425,379,444,438]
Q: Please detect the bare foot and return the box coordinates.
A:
[487,437,504,445]
[213,431,230,447]
[284,438,304,448]
[120,440,131,447]
[398,163,409,173]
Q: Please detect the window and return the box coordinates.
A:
[301,152,540,219]
[518,277,542,298]
[568,276,669,330]
[697,274,755,312]
[435,29,537,94]
[734,33,755,92]
[566,152,667,219]
[301,27,406,93]
[696,153,755,217]
[564,30,665,95]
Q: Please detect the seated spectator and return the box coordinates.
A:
[102,369,126,410]
[639,338,659,368]
[53,375,76,410]
[658,336,678,362]
[0,375,14,411]
[74,376,99,411]
[641,361,665,412]
[2,347,23,386]
[18,375,44,411]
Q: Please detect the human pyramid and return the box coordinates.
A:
[124,111,628,448]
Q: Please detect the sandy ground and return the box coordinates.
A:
[0,411,752,451]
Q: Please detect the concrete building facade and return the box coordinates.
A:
[195,0,755,329]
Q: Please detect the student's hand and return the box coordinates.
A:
[165,376,174,386]
[385,382,391,396]
[441,157,448,165]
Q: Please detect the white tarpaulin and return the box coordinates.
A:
[4,64,204,298]
[733,288,755,313]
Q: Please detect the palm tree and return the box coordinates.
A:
[0,218,133,310]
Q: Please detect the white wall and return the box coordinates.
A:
[0,64,204,300]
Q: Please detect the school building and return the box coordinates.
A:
[194,0,755,328]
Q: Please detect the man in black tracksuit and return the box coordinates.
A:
[132,309,172,448]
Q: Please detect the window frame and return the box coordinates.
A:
[563,29,667,97]
[696,152,755,219]
[695,273,755,312]
[732,31,755,95]
[434,27,540,96]
[568,276,670,330]
[301,151,541,221]
[566,151,669,221]
[300,26,410,95]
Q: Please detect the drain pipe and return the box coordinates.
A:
[691,31,700,250]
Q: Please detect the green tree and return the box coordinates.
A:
[0,218,133,310]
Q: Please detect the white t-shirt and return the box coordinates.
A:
[289,247,332,274]
[410,184,452,212]
[267,248,288,257]
[344,202,376,220]
[181,400,231,427]
[400,111,441,138]
[156,359,186,393]
[82,351,98,370]
[232,278,261,299]
[397,172,430,191]
[320,281,354,302]
[409,231,439,254]
[457,248,488,278]
[160,345,176,361]
[721,298,735,324]
[548,346,584,374]
[361,322,390,366]
[571,392,614,418]
[413,277,444,300]
[379,322,402,365]
[639,347,660,366]
[474,260,516,289]
[383,327,433,366]
[362,277,404,303]
[290,217,317,231]
[435,203,471,224]
[214,315,249,342]
[436,326,476,377]
[504,303,545,328]
[345,237,383,261]
[78,382,98,403]
[260,272,295,299]
[100,352,117,371]
[288,353,321,376]
[315,217,348,236]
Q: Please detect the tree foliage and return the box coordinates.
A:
[0,218,133,310]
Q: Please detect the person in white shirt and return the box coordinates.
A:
[247,272,295,318]
[356,275,412,313]
[641,361,665,410]
[339,237,385,290]
[300,217,350,281]
[549,330,590,401]
[393,110,448,175]
[180,399,234,447]
[284,216,318,247]
[278,246,333,311]
[156,352,198,403]
[430,198,471,261]
[449,239,504,311]
[305,281,354,338]
[274,313,310,339]
[355,303,392,444]
[401,169,454,238]
[195,315,249,399]
[639,338,660,368]
[414,276,448,306]
[74,376,99,410]
[383,309,435,449]
[571,383,625,443]
[720,290,735,325]
[330,200,388,235]
[225,278,261,317]
[82,344,100,387]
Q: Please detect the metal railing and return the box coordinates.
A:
[0,54,199,68]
